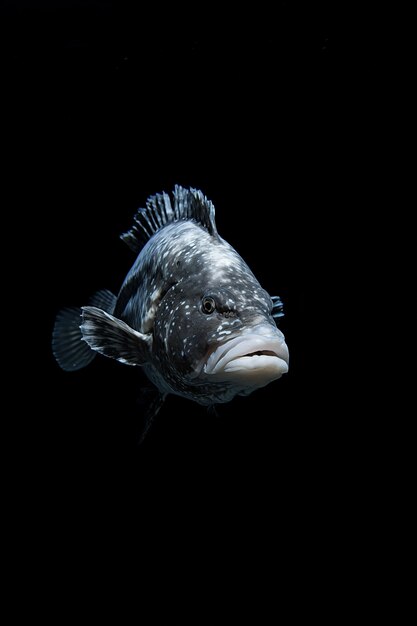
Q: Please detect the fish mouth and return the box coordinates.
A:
[203,325,289,388]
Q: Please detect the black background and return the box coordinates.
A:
[3,1,390,614]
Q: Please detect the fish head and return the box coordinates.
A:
[199,284,289,394]
[152,277,289,401]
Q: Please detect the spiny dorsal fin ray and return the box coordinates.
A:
[121,185,219,254]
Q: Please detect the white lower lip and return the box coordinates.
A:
[223,354,289,374]
[204,325,289,379]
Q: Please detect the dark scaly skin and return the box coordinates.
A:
[113,220,278,405]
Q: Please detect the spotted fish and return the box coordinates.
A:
[52,186,289,436]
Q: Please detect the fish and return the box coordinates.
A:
[52,185,289,438]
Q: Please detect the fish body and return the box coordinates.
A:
[53,186,289,426]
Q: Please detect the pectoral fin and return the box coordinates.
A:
[271,295,285,320]
[81,306,152,366]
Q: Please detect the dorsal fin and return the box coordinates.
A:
[120,185,219,254]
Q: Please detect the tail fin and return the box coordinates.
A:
[52,289,116,372]
[52,307,96,371]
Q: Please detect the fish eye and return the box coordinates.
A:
[201,296,216,314]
